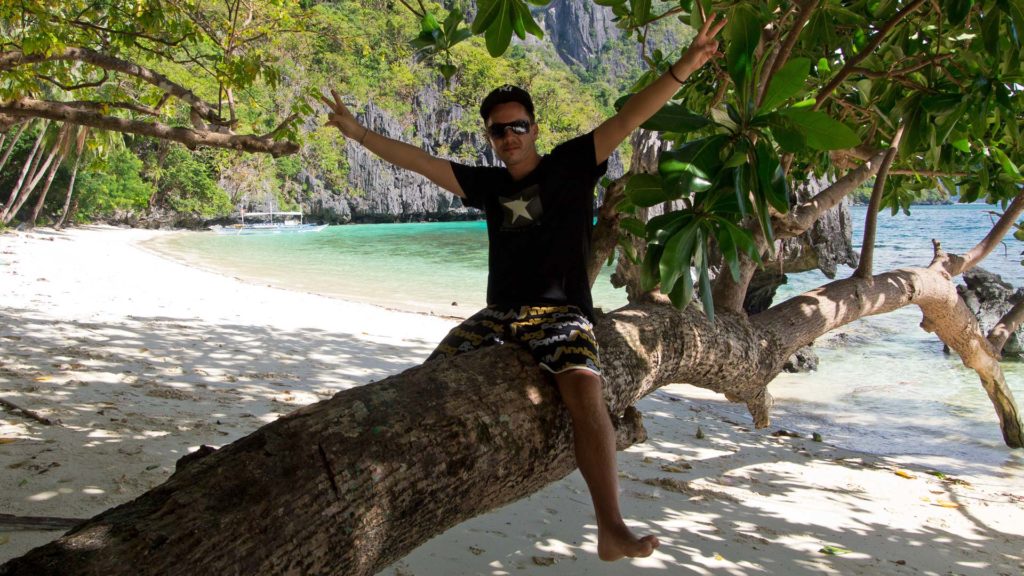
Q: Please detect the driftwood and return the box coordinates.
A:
[0,515,84,531]
[0,398,56,426]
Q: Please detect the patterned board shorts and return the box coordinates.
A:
[426,305,602,375]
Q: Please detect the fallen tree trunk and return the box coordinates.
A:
[2,268,1020,574]
[0,302,760,576]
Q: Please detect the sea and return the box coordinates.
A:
[147,203,1024,479]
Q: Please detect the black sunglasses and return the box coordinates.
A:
[487,119,531,139]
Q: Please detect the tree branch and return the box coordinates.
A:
[889,169,966,177]
[63,100,164,117]
[0,99,298,156]
[37,69,109,91]
[775,151,887,238]
[989,299,1024,354]
[813,0,928,110]
[757,0,820,109]
[847,53,953,79]
[60,17,190,47]
[929,192,1024,277]
[854,124,904,279]
[0,47,227,126]
[753,266,1023,447]
[588,174,628,288]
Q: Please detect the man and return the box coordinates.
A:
[322,15,725,561]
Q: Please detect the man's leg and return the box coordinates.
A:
[554,369,659,561]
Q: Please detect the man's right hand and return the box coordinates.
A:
[319,89,364,141]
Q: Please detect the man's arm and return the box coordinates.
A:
[593,15,727,165]
[320,90,465,198]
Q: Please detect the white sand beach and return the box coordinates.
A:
[1,226,1022,575]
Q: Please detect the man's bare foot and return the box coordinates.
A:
[597,523,660,561]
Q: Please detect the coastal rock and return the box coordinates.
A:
[541,0,618,70]
[744,174,859,313]
[957,267,1024,359]
[744,271,786,315]
[783,346,819,373]
[780,174,860,278]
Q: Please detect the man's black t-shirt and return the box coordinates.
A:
[450,131,608,320]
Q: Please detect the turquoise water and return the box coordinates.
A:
[148,204,1024,474]
[151,220,627,316]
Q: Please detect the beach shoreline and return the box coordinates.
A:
[138,230,475,322]
[1,226,1022,575]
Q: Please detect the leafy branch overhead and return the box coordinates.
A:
[0,0,310,156]
[410,0,1024,319]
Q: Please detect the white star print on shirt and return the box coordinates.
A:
[502,197,533,224]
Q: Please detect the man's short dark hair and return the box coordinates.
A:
[480,85,535,123]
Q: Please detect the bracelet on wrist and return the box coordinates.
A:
[668,65,686,84]
[358,126,369,145]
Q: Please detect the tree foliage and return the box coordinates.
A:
[75,147,156,217]
[415,0,1024,319]
[0,0,308,155]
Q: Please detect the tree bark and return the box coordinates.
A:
[0,99,298,156]
[3,124,69,225]
[854,125,903,279]
[28,126,74,227]
[56,127,88,229]
[0,48,223,126]
[1,122,47,220]
[0,121,29,175]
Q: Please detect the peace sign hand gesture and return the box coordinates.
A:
[318,89,364,141]
[675,14,728,78]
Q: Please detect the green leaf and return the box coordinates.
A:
[438,63,457,81]
[775,109,861,150]
[625,173,669,207]
[982,10,1001,57]
[484,0,514,57]
[726,4,763,96]
[646,211,692,244]
[920,93,963,114]
[641,104,713,133]
[816,57,831,76]
[715,220,741,282]
[616,235,640,264]
[641,246,663,292]
[514,0,544,38]
[620,217,647,238]
[472,0,502,34]
[900,97,930,156]
[755,140,789,213]
[696,232,715,322]
[819,545,852,556]
[631,0,653,25]
[421,12,441,33]
[660,222,699,296]
[934,102,969,146]
[661,134,728,177]
[992,147,1023,180]
[951,138,971,153]
[759,57,810,113]
[512,6,527,40]
[944,0,974,26]
[767,114,807,152]
[667,269,694,309]
[443,9,463,37]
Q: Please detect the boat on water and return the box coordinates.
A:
[209,211,327,235]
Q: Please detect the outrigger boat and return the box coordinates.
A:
[209,211,327,235]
